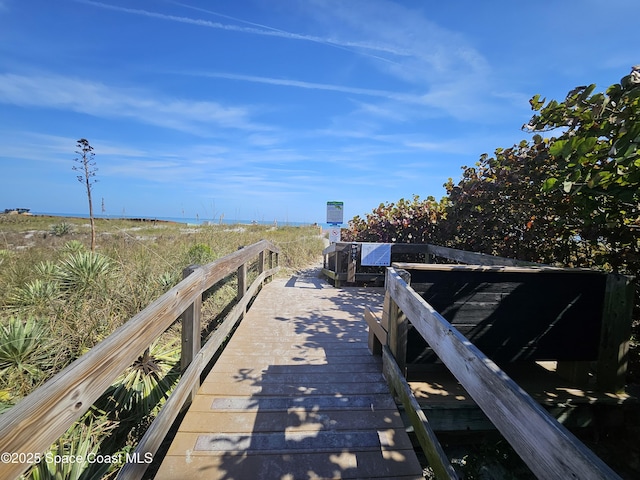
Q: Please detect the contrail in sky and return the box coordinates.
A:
[74,0,402,64]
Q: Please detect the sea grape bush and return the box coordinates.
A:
[342,195,444,244]
[344,67,639,278]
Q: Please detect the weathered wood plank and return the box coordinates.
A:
[386,267,622,480]
[597,273,635,392]
[383,346,459,479]
[392,261,594,273]
[365,305,386,355]
[180,265,202,401]
[156,450,423,480]
[424,244,539,266]
[155,271,423,479]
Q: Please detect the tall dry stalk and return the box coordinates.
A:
[73,139,97,252]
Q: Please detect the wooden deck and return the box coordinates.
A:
[155,269,424,480]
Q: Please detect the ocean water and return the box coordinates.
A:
[32,212,333,228]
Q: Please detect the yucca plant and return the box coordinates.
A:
[9,279,60,315]
[157,271,179,291]
[34,260,58,279]
[0,249,10,266]
[101,339,180,422]
[0,317,54,395]
[55,251,113,294]
[50,222,73,237]
[29,416,115,480]
[62,240,86,254]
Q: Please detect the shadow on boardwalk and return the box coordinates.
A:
[167,267,423,479]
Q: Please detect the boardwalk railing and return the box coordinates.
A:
[376,264,624,480]
[0,240,280,480]
[322,241,538,286]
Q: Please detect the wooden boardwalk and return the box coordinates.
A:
[155,269,424,480]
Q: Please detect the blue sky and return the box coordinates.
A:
[0,0,638,224]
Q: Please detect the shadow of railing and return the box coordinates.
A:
[189,269,422,479]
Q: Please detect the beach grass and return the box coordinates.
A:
[0,213,325,478]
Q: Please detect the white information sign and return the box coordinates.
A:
[329,227,341,243]
[361,243,392,266]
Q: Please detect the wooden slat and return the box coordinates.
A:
[424,244,539,266]
[155,271,423,479]
[180,265,202,401]
[597,273,635,392]
[386,267,622,480]
[382,345,459,480]
[392,262,598,274]
[365,305,386,355]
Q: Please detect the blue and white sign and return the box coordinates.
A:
[326,201,344,224]
[361,243,392,266]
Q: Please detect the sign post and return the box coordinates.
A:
[326,201,344,244]
[347,242,358,283]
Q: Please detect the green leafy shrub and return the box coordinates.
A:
[186,243,214,265]
[9,279,60,314]
[55,251,113,294]
[30,416,114,480]
[50,222,73,236]
[0,317,55,395]
[100,339,180,421]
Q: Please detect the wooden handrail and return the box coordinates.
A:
[322,241,538,286]
[384,267,621,480]
[0,240,280,480]
[118,266,277,480]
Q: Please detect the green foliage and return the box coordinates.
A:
[55,251,113,294]
[186,243,215,265]
[0,249,12,267]
[10,279,60,315]
[0,389,13,413]
[157,271,180,291]
[101,339,180,421]
[0,317,55,395]
[440,141,589,265]
[526,65,640,272]
[30,416,114,480]
[62,240,86,254]
[343,195,444,244]
[50,222,73,237]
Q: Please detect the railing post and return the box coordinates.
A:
[335,246,343,287]
[597,272,634,392]
[258,250,265,278]
[181,265,202,402]
[237,261,247,303]
[384,268,411,379]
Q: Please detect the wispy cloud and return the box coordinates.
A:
[188,71,419,102]
[0,73,265,135]
[76,0,487,84]
[75,0,399,64]
[75,0,504,122]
